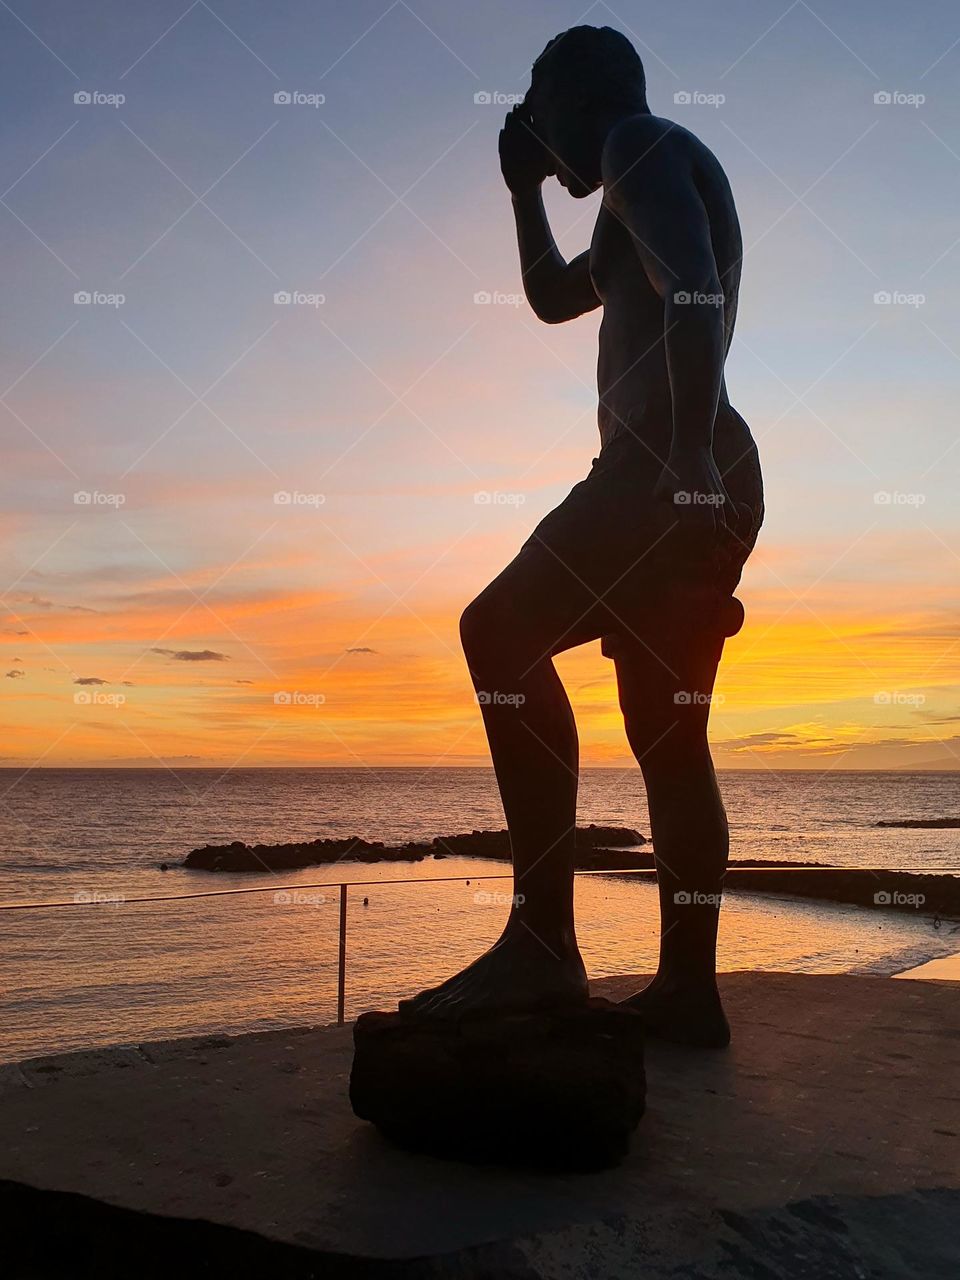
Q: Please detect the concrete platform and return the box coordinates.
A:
[2,972,958,1278]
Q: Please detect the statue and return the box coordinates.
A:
[401,26,763,1049]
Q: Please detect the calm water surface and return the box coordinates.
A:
[1,768,957,1062]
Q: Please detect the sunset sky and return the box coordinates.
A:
[2,0,959,770]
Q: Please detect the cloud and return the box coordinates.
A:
[235,679,254,684]
[916,709,960,724]
[346,647,378,654]
[151,648,230,662]
[5,669,24,679]
[718,731,800,752]
[7,593,98,614]
[74,676,108,686]
[13,594,54,608]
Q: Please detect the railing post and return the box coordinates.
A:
[337,883,347,1025]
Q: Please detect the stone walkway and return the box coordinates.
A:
[3,971,958,1277]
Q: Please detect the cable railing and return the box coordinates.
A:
[3,863,958,1024]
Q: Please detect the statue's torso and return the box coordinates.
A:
[589,121,744,454]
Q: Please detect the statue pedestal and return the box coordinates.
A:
[349,998,645,1172]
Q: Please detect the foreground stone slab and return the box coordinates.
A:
[350,999,645,1171]
[1,973,958,1278]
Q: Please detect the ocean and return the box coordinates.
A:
[1,768,958,1063]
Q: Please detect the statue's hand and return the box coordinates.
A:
[499,104,553,195]
[655,448,733,543]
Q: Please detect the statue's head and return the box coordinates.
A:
[526,26,648,197]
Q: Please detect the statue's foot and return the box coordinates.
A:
[620,978,730,1049]
[399,927,588,1021]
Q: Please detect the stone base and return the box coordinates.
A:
[349,998,645,1172]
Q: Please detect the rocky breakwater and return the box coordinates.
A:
[182,824,648,873]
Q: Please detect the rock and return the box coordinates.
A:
[431,826,646,859]
[182,836,416,872]
[577,823,647,847]
[723,867,960,918]
[182,825,647,873]
[877,817,960,829]
[430,829,512,858]
[350,999,645,1172]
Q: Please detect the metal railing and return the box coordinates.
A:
[2,864,957,1024]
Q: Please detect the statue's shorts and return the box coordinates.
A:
[511,406,764,659]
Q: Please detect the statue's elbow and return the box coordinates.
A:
[531,293,576,324]
[537,306,570,325]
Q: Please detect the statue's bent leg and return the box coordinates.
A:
[400,532,621,1019]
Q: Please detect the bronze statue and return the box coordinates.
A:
[402,26,763,1048]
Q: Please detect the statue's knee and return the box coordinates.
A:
[461,590,537,682]
[623,718,650,764]
[620,697,659,762]
[623,697,710,773]
[460,595,500,663]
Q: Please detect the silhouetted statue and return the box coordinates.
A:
[402,26,763,1047]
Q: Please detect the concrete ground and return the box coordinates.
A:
[2,971,958,1278]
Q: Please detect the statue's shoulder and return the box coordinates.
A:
[602,114,695,182]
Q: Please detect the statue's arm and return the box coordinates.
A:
[511,190,600,324]
[603,121,731,527]
[500,105,599,324]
